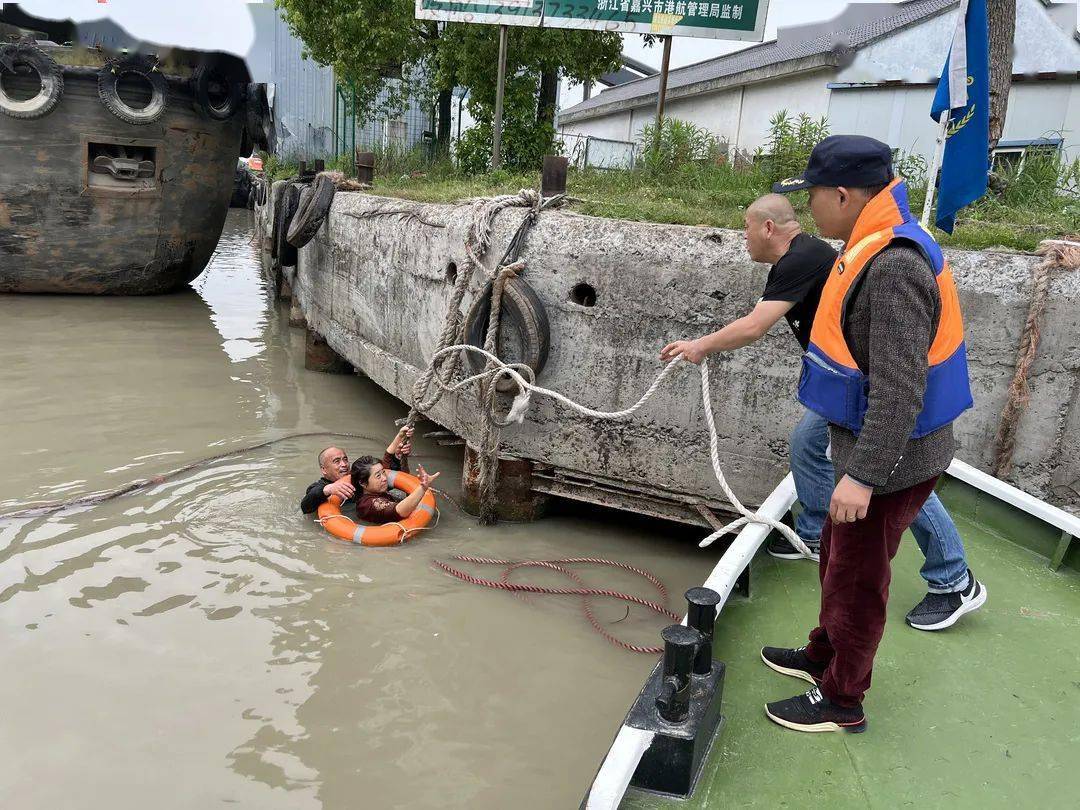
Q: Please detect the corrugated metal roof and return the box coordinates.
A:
[561,0,959,119]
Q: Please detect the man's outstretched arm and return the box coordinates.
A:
[660,299,796,364]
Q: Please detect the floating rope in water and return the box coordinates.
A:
[0,431,382,520]
[433,555,681,654]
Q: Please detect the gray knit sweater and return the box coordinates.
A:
[829,244,956,494]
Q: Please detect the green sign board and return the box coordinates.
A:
[543,0,767,40]
[416,0,544,28]
[417,0,768,40]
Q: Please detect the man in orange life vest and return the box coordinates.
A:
[760,135,974,732]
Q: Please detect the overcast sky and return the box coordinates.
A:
[18,0,881,71]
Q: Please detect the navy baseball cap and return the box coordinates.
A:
[772,134,894,193]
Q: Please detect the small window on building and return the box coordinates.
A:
[992,138,1062,175]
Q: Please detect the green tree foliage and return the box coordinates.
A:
[274,0,622,171]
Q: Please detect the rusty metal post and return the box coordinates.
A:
[314,159,325,173]
[304,329,352,374]
[298,160,308,177]
[542,155,568,198]
[355,151,375,185]
[461,446,549,522]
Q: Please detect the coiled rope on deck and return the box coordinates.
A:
[433,555,681,654]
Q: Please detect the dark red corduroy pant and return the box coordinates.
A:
[804,476,939,708]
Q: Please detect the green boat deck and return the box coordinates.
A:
[621,480,1080,809]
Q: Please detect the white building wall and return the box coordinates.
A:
[734,70,832,154]
[828,81,1080,165]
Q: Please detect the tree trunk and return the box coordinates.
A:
[537,70,559,130]
[987,0,1016,150]
[437,88,453,155]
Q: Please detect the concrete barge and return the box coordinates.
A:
[256,182,1080,527]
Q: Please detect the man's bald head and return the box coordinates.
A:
[746,194,798,227]
[743,194,803,264]
[318,446,350,482]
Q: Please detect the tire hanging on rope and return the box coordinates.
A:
[0,41,64,120]
[97,57,167,125]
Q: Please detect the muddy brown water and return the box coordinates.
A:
[0,211,724,809]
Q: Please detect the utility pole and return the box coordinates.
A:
[492,24,509,170]
[653,34,673,153]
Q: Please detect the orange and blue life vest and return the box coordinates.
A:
[797,179,972,438]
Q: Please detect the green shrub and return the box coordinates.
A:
[638,118,725,175]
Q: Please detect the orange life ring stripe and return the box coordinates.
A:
[316,470,436,547]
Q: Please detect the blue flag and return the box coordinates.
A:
[930,0,990,234]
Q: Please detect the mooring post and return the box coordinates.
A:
[304,328,352,374]
[655,625,702,723]
[461,445,549,522]
[314,159,325,173]
[685,587,721,676]
[541,155,568,198]
[355,151,375,185]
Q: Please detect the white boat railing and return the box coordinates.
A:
[583,473,797,810]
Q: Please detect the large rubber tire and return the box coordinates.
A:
[270,182,287,259]
[287,174,335,248]
[0,42,64,120]
[192,61,244,121]
[275,182,303,268]
[465,276,551,392]
[97,58,168,125]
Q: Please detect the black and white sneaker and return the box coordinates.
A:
[760,645,825,685]
[905,569,987,631]
[765,687,867,734]
[766,535,820,561]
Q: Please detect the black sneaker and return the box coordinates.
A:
[765,687,867,733]
[905,569,987,631]
[766,535,820,561]
[760,645,825,685]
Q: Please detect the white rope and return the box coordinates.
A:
[425,344,812,556]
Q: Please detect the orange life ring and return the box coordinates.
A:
[316,470,436,547]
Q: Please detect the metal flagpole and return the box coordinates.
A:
[652,34,672,155]
[492,24,509,170]
[921,115,949,228]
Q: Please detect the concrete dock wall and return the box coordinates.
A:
[261,188,1080,521]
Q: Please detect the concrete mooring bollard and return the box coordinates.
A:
[304,328,352,374]
[461,445,549,522]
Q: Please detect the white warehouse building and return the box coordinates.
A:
[558,0,1080,168]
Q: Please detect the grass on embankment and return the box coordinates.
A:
[369,165,1078,253]
[266,155,1078,253]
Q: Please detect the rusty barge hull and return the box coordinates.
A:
[0,48,244,295]
[258,185,1080,527]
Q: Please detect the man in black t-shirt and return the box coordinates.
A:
[661,195,977,631]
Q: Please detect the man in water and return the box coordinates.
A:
[660,191,983,633]
[760,135,977,732]
[299,426,413,515]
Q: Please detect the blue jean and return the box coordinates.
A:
[789,409,971,593]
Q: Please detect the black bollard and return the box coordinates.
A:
[655,624,702,723]
[685,587,721,676]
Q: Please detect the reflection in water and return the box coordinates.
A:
[0,210,716,809]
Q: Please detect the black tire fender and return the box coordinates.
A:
[192,62,244,121]
[275,182,303,268]
[97,57,167,125]
[0,42,64,120]
[287,174,336,248]
[465,276,550,392]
